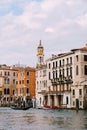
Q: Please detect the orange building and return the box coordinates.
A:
[16,66,35,104]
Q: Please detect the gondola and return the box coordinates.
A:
[10,106,31,110]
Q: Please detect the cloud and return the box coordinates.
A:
[45,27,55,33]
[75,14,87,28]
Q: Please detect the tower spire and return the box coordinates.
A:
[37,40,44,67]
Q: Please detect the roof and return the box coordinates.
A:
[71,44,87,52]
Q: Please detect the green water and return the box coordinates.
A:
[0,108,87,130]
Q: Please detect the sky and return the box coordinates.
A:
[0,0,87,67]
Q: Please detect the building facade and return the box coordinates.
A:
[15,66,36,105]
[36,43,87,109]
[0,65,36,107]
[0,64,18,106]
[36,41,47,107]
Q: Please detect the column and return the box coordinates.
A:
[54,95,58,106]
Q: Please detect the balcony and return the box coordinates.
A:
[51,76,73,86]
[52,67,57,70]
[48,90,64,95]
[72,95,75,98]
[38,90,47,95]
[26,93,30,96]
[66,63,72,66]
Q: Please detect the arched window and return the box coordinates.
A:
[4,88,6,95]
[7,88,10,94]
[26,88,29,94]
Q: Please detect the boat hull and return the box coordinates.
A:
[10,106,31,110]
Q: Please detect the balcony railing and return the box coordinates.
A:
[51,76,73,86]
[38,90,47,95]
[26,93,30,96]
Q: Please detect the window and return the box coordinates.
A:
[8,72,10,76]
[72,89,75,95]
[79,89,82,96]
[16,81,18,84]
[7,78,10,84]
[80,101,82,106]
[22,80,24,84]
[27,71,30,76]
[26,88,29,94]
[63,69,64,78]
[63,59,64,66]
[19,80,21,84]
[66,96,69,104]
[56,70,57,79]
[76,65,79,75]
[4,88,6,95]
[84,55,87,61]
[53,71,55,79]
[70,57,72,64]
[13,72,15,76]
[66,68,69,77]
[84,65,87,75]
[53,62,55,68]
[49,72,51,80]
[59,70,61,77]
[27,79,29,84]
[56,61,57,67]
[4,72,6,76]
[76,55,78,61]
[70,67,72,78]
[13,79,15,84]
[7,88,10,94]
[49,63,51,69]
[67,58,69,64]
[40,57,42,63]
[7,97,9,101]
[59,60,61,67]
[4,78,10,84]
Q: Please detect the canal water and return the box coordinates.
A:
[0,107,87,130]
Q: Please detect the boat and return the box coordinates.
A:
[10,106,31,110]
[37,106,50,110]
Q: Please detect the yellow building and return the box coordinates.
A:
[0,64,18,106]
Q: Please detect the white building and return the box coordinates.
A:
[70,45,87,109]
[46,52,73,108]
[36,43,87,109]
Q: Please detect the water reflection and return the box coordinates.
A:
[0,108,87,130]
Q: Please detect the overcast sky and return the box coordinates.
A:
[0,0,87,67]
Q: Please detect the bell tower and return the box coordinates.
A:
[37,40,44,67]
